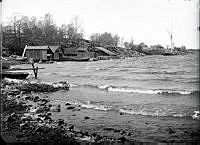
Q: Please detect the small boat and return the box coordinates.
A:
[71,57,90,62]
[60,57,90,62]
[1,71,29,79]
[163,53,174,56]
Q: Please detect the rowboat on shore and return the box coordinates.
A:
[71,57,90,62]
[59,57,90,62]
[1,71,29,79]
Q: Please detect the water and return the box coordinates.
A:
[14,53,200,141]
[15,54,198,119]
[20,54,198,119]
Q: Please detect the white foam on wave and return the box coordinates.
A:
[119,108,159,116]
[97,85,110,89]
[108,87,157,94]
[156,90,191,95]
[53,99,111,111]
[69,84,78,87]
[72,82,192,95]
[80,100,111,111]
[80,103,110,111]
[191,110,200,119]
[119,108,186,118]
[107,86,192,95]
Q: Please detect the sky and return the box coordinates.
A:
[1,0,199,49]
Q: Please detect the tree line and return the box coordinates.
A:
[2,13,137,55]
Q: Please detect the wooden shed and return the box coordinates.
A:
[49,46,63,60]
[76,47,89,58]
[24,45,64,61]
[64,48,77,57]
[25,46,49,61]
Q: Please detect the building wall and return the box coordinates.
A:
[42,51,47,60]
[89,52,95,58]
[54,52,59,60]
[25,50,47,60]
[77,51,89,58]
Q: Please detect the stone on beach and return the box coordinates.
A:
[118,136,127,142]
[57,119,65,126]
[20,122,30,130]
[50,104,61,112]
[36,106,48,113]
[167,127,176,134]
[21,115,33,122]
[65,102,71,106]
[33,96,40,102]
[84,116,90,120]
[66,106,76,110]
[8,89,21,95]
[7,113,19,122]
[72,108,81,111]
[52,81,70,89]
[4,78,70,93]
[37,98,50,106]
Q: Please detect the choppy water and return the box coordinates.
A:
[19,53,199,119]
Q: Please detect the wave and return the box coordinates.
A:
[53,99,199,119]
[69,83,78,87]
[106,87,193,95]
[118,108,199,119]
[129,71,186,75]
[74,84,197,95]
[191,111,200,119]
[97,85,110,89]
[80,103,111,111]
[95,68,109,71]
[54,99,111,111]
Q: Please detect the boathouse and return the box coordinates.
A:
[24,46,49,61]
[77,47,89,58]
[63,47,90,58]
[64,48,77,57]
[24,45,63,61]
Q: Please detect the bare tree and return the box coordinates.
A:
[66,15,84,41]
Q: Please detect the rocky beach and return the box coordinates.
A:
[1,78,142,144]
[2,78,199,145]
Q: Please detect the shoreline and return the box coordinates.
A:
[1,78,139,144]
[1,78,200,144]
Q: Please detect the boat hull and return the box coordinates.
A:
[59,57,90,62]
[1,71,29,79]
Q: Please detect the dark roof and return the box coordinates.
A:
[26,46,49,50]
[95,47,116,56]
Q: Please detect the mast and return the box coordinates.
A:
[167,24,174,51]
[22,45,27,58]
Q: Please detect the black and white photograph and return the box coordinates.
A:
[0,0,199,144]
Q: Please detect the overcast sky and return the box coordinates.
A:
[2,0,199,49]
